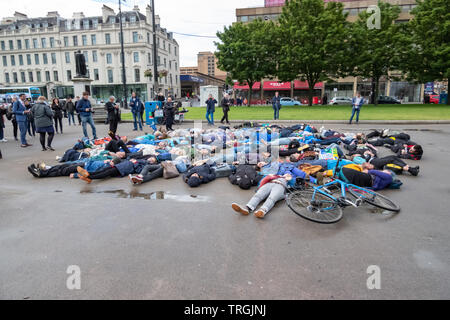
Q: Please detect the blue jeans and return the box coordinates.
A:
[133,112,143,130]
[0,123,4,140]
[206,110,214,125]
[68,112,75,125]
[81,115,97,139]
[18,120,28,145]
[349,108,361,123]
[273,107,280,120]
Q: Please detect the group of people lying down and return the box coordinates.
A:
[27,124,422,219]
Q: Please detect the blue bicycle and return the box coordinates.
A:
[286,160,400,224]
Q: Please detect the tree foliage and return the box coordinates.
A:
[215,19,277,106]
[276,0,350,105]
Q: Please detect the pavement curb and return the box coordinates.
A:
[119,120,450,125]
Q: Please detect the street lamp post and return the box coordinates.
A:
[119,0,128,109]
[151,0,158,100]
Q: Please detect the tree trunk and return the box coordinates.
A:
[308,86,314,107]
[248,87,253,107]
[374,76,380,106]
[370,79,376,105]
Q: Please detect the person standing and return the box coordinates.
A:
[25,100,36,137]
[76,92,97,139]
[349,92,364,124]
[12,94,32,148]
[8,97,18,141]
[0,103,7,142]
[130,92,143,131]
[164,97,176,131]
[31,96,55,151]
[74,96,82,126]
[66,97,76,126]
[51,98,64,134]
[105,96,120,135]
[205,94,217,126]
[220,94,231,125]
[272,92,281,120]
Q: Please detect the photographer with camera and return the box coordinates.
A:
[105,96,121,135]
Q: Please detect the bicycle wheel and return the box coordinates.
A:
[286,190,343,224]
[347,187,400,213]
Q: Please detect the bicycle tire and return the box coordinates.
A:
[286,190,343,224]
[347,187,400,213]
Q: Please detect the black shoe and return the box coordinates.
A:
[28,165,40,178]
[408,166,420,176]
[47,146,55,151]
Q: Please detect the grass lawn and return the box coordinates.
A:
[122,104,450,121]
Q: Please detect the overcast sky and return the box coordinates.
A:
[1,0,263,66]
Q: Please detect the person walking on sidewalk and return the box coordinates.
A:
[51,98,64,134]
[349,92,365,124]
[66,97,76,126]
[205,94,217,126]
[220,94,231,125]
[12,94,32,148]
[272,92,281,120]
[76,92,97,139]
[32,96,55,151]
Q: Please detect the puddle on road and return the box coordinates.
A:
[80,189,210,203]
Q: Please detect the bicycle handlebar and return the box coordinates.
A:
[333,158,341,179]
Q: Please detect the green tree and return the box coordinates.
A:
[276,0,350,106]
[349,1,407,105]
[405,0,450,104]
[215,19,277,106]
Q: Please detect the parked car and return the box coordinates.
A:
[329,97,353,105]
[280,97,302,106]
[378,96,401,104]
[429,95,439,104]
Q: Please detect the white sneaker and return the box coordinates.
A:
[56,156,62,161]
[1,138,7,142]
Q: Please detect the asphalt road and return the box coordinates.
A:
[0,120,449,300]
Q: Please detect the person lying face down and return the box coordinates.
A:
[183,163,216,188]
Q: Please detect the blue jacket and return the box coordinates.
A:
[130,97,142,114]
[205,98,217,112]
[272,96,281,109]
[76,98,93,117]
[12,100,27,122]
[352,97,364,109]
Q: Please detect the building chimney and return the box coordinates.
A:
[145,5,152,26]
[47,11,60,18]
[102,5,115,23]
[72,12,85,19]
[155,14,160,26]
[133,5,140,12]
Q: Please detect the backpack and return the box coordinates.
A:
[161,161,180,179]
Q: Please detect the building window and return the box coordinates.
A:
[17,40,22,50]
[67,70,72,81]
[65,52,70,63]
[0,41,5,51]
[2,56,6,67]
[157,55,160,66]
[175,62,178,70]
[83,51,88,63]
[41,38,47,48]
[21,72,26,83]
[49,37,55,48]
[53,71,59,82]
[94,68,99,81]
[147,32,150,44]
[147,53,152,65]
[134,69,140,82]
[106,53,112,64]
[13,72,18,83]
[51,53,57,64]
[133,32,139,43]
[26,54,31,65]
[118,32,122,43]
[19,55,24,65]
[107,69,113,83]
[36,71,41,82]
[45,71,50,82]
[73,36,78,46]
[4,72,10,83]
[64,37,69,47]
[130,15,136,23]
[105,33,111,44]
[10,55,15,66]
[25,39,30,49]
[28,71,34,82]
[43,53,48,64]
[33,38,38,49]
[83,19,90,30]
[174,46,177,56]
[164,58,167,67]
[82,35,87,46]
[133,52,139,63]
[91,34,96,45]
[169,60,172,69]
[9,40,14,50]
[92,50,98,62]
[34,54,40,64]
